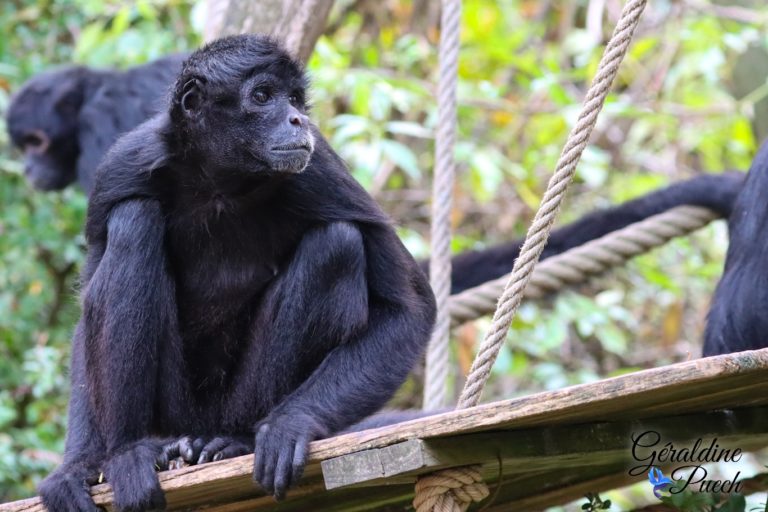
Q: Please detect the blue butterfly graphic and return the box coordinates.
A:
[648,467,673,498]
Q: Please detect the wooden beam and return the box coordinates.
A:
[322,407,768,489]
[3,348,768,511]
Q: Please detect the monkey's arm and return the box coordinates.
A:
[83,199,174,511]
[249,222,434,499]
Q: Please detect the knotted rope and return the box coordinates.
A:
[414,0,648,509]
[424,0,462,410]
[413,465,489,512]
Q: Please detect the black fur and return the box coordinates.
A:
[705,141,768,355]
[6,55,185,192]
[38,35,436,511]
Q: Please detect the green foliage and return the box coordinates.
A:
[1,0,767,506]
[73,1,199,66]
[581,492,612,511]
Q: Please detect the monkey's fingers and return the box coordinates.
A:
[159,436,205,470]
[183,436,206,462]
[198,437,231,464]
[291,435,310,486]
[211,437,253,462]
[253,424,269,484]
[254,424,283,497]
[272,439,296,501]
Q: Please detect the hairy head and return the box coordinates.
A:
[169,35,314,176]
[7,67,87,190]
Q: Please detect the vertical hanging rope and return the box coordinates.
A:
[414,1,648,510]
[423,0,462,410]
[456,0,648,410]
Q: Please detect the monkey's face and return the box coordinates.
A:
[177,62,315,176]
[7,69,83,191]
[18,142,78,191]
[7,121,78,191]
[238,74,315,174]
[171,38,315,175]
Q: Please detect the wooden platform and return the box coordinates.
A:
[4,348,768,512]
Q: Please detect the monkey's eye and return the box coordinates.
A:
[289,94,299,105]
[253,89,271,104]
[23,131,49,152]
[24,133,44,148]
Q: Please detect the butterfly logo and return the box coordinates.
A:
[648,467,673,498]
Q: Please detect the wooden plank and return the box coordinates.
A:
[320,438,432,489]
[483,469,636,511]
[322,406,768,489]
[4,348,768,512]
[313,349,768,459]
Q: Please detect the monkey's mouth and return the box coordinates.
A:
[271,142,312,152]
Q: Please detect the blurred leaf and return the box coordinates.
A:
[380,139,421,179]
[385,120,431,139]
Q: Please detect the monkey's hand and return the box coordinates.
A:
[38,461,101,512]
[104,439,166,512]
[252,412,328,500]
[159,435,253,470]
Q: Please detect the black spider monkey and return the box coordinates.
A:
[705,140,768,355]
[6,58,745,296]
[38,35,437,511]
[6,55,186,192]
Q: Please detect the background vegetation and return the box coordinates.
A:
[0,0,766,509]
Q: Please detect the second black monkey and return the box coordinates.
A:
[705,140,768,355]
[6,55,185,192]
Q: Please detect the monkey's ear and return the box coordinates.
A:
[181,78,204,115]
[53,69,86,115]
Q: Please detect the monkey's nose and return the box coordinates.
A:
[289,115,302,126]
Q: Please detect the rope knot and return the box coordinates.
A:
[413,465,489,512]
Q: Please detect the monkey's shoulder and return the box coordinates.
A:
[85,114,172,240]
[98,113,171,172]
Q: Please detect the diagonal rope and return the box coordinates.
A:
[456,0,648,409]
[423,0,462,411]
[448,206,719,326]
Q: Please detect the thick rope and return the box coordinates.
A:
[424,0,462,411]
[448,205,719,326]
[415,1,646,509]
[457,0,648,409]
[413,466,489,512]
